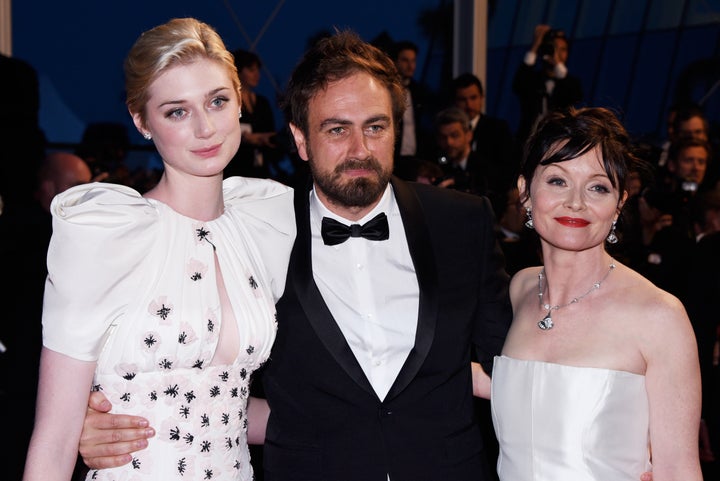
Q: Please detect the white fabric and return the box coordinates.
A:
[309,185,419,401]
[491,356,652,481]
[43,177,295,480]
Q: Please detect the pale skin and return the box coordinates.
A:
[23,57,271,480]
[497,147,701,481]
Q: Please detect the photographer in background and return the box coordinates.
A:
[621,137,712,300]
[512,24,583,144]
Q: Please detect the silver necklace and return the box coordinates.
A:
[537,261,616,331]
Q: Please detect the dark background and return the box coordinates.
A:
[10,0,720,171]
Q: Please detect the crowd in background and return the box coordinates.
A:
[1,23,719,481]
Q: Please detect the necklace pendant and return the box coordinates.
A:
[538,314,554,331]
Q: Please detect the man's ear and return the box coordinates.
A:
[289,123,309,161]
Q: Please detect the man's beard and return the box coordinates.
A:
[310,155,392,209]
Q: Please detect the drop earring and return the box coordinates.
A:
[524,207,534,229]
[606,220,618,244]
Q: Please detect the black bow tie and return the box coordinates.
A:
[321,212,390,246]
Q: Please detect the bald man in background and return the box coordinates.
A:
[0,151,92,480]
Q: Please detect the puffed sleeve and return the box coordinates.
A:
[42,182,157,361]
[223,177,296,301]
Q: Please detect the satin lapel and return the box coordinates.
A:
[289,184,377,397]
[385,177,439,400]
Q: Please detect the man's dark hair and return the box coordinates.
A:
[452,72,484,96]
[280,29,406,137]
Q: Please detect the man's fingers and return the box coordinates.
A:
[83,453,134,470]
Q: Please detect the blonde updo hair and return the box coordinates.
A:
[124,17,241,126]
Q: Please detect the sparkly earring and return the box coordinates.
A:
[606,220,618,244]
[143,132,152,140]
[524,207,534,229]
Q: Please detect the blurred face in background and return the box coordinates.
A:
[437,121,472,163]
[239,62,261,90]
[454,84,484,121]
[677,115,708,142]
[670,145,709,184]
[395,48,417,82]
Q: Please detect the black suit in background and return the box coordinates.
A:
[471,114,521,204]
[685,232,720,479]
[512,62,583,145]
[395,78,435,162]
[262,177,512,481]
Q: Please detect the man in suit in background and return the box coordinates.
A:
[390,40,435,177]
[452,72,520,207]
[77,30,512,481]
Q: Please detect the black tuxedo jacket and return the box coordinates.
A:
[262,177,511,481]
[472,114,521,196]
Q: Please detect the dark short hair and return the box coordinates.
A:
[672,103,709,139]
[280,29,406,137]
[668,136,712,164]
[520,107,644,201]
[434,106,471,132]
[391,40,418,60]
[452,72,484,96]
[232,48,262,70]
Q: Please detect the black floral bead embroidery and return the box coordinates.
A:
[201,413,210,427]
[143,334,158,349]
[159,358,173,370]
[184,390,196,402]
[178,457,187,475]
[201,440,212,453]
[207,318,215,332]
[156,304,172,320]
[164,384,180,398]
[196,226,216,251]
[179,331,188,344]
[191,271,203,281]
[121,392,131,402]
[149,390,158,402]
[220,371,229,382]
[122,372,136,381]
[203,467,214,479]
[179,405,190,418]
[193,359,205,369]
[170,426,181,441]
[210,385,221,397]
[131,457,141,470]
[183,432,194,445]
[248,276,258,289]
[246,345,255,355]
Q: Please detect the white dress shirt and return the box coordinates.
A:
[309,184,419,401]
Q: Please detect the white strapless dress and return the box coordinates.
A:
[491,355,652,481]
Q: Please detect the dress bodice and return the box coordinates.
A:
[491,355,652,481]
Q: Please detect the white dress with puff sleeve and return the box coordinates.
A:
[42,177,296,480]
